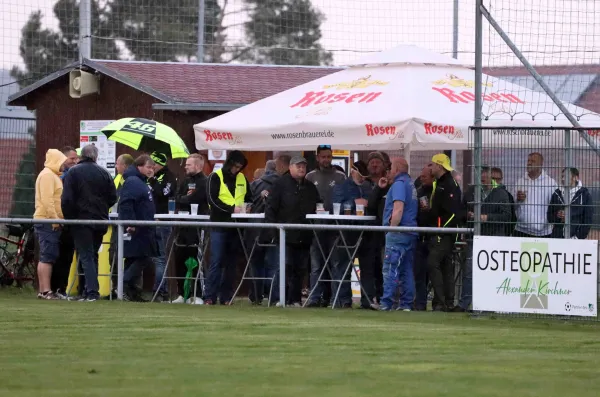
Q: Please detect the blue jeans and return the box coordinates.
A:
[249,245,279,303]
[205,229,238,303]
[72,225,106,299]
[381,235,416,310]
[152,226,172,294]
[459,241,473,310]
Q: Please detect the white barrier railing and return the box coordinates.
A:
[0,217,472,307]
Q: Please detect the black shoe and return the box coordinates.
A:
[124,286,147,302]
[320,300,329,308]
[452,306,468,313]
[413,307,427,312]
[306,301,321,308]
[154,292,170,303]
[432,305,449,312]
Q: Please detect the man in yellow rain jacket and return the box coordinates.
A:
[34,149,67,300]
[205,150,252,305]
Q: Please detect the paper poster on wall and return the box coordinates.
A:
[80,120,116,177]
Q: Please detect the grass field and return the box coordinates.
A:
[1,289,600,396]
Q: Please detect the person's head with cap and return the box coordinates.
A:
[431,153,453,179]
[289,155,308,180]
[350,160,369,185]
[150,151,168,173]
[367,151,386,179]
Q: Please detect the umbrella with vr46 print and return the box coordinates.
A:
[101,118,190,159]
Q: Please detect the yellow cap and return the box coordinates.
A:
[431,153,453,172]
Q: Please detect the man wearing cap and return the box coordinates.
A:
[265,156,320,307]
[305,145,347,307]
[427,153,462,312]
[148,151,178,301]
[205,150,253,305]
[332,160,373,308]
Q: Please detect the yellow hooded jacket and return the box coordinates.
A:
[34,149,67,220]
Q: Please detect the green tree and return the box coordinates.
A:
[238,0,332,66]
[10,0,120,88]
[10,128,36,218]
[108,0,227,62]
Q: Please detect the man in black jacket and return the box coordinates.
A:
[172,154,208,304]
[205,150,252,305]
[548,167,594,240]
[454,166,511,312]
[427,153,462,311]
[414,164,434,310]
[148,151,178,300]
[61,145,117,301]
[247,155,290,305]
[265,156,320,307]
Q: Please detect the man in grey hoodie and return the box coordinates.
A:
[305,145,347,307]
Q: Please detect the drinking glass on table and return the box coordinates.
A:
[332,203,341,215]
[168,198,176,214]
[343,203,352,215]
[355,204,365,216]
[190,203,199,215]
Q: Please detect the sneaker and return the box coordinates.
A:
[452,306,468,313]
[275,301,283,307]
[248,299,263,306]
[37,291,58,300]
[172,295,186,304]
[54,289,68,300]
[204,299,215,305]
[305,301,321,308]
[379,305,392,312]
[396,307,411,312]
[289,302,302,308]
[79,294,100,302]
[189,297,204,305]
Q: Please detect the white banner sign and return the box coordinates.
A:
[80,120,116,177]
[473,236,598,317]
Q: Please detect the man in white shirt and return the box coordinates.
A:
[513,152,558,238]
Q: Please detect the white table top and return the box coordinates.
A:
[232,213,265,219]
[306,214,376,221]
[154,214,210,221]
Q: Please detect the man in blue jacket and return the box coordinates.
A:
[119,155,159,302]
[548,167,594,239]
[332,160,373,308]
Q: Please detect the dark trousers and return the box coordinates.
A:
[51,226,75,293]
[286,245,310,304]
[426,235,456,310]
[357,232,377,307]
[413,238,429,310]
[249,244,279,304]
[175,245,202,298]
[205,229,239,304]
[123,256,153,291]
[72,225,107,298]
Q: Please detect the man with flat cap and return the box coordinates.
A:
[265,156,321,307]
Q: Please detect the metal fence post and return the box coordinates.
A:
[279,227,286,308]
[473,0,483,236]
[564,129,572,239]
[117,224,124,300]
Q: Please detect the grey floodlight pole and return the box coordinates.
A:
[79,0,92,61]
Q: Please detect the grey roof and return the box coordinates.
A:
[498,74,598,105]
[0,69,35,118]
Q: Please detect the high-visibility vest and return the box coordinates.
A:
[214,169,247,207]
[114,174,124,189]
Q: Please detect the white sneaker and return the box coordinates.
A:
[275,301,283,307]
[172,295,186,304]
[189,297,204,305]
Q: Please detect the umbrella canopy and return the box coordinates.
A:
[194,45,600,152]
[102,118,190,159]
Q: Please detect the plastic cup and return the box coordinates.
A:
[168,198,176,214]
[356,204,365,216]
[188,183,196,192]
[316,203,325,212]
[190,204,199,215]
[245,203,252,213]
[332,203,341,215]
[343,203,352,215]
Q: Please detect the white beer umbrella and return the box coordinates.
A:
[194,45,600,151]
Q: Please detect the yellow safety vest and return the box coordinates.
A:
[214,169,247,207]
[114,174,124,189]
